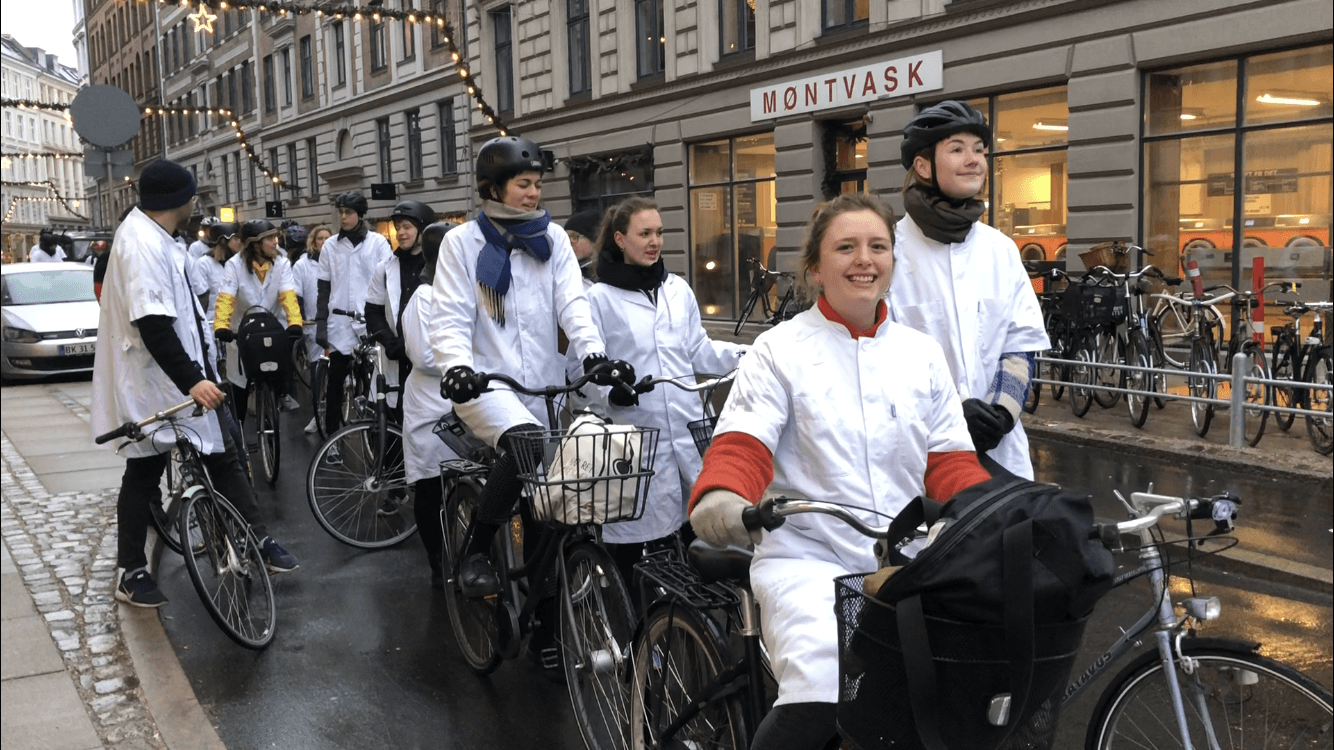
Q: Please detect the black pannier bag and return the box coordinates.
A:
[237,307,287,384]
[836,477,1115,750]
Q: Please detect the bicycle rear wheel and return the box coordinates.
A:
[1069,334,1096,418]
[561,542,636,750]
[441,476,502,675]
[734,288,761,336]
[1124,332,1151,428]
[1093,329,1123,408]
[1085,641,1333,750]
[254,383,281,486]
[1241,347,1271,447]
[306,422,415,548]
[630,603,748,750]
[311,358,330,439]
[177,489,276,649]
[1270,338,1299,431]
[1304,345,1332,455]
[1188,338,1217,437]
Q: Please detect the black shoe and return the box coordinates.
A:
[115,568,168,608]
[458,553,500,598]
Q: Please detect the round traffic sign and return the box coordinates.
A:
[70,85,142,148]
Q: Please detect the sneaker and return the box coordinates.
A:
[260,537,299,573]
[304,417,319,434]
[458,553,501,598]
[324,443,343,465]
[115,568,168,608]
[282,394,300,412]
[376,496,398,517]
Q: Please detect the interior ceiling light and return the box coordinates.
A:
[1032,121,1068,131]
[1256,93,1322,106]
[1179,113,1198,120]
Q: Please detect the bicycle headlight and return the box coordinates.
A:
[1183,596,1222,622]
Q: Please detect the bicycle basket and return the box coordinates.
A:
[1060,282,1126,327]
[510,414,659,527]
[1078,241,1129,273]
[237,308,288,382]
[687,416,718,458]
[835,575,1086,750]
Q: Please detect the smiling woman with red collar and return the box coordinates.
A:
[688,192,991,750]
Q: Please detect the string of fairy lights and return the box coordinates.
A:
[140,105,293,188]
[0,180,89,221]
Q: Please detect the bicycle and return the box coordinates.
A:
[1211,281,1295,446]
[1060,271,1126,417]
[1085,261,1180,428]
[331,308,377,426]
[96,398,277,649]
[1269,300,1331,434]
[1025,267,1075,413]
[234,306,291,486]
[437,366,659,750]
[629,490,1333,749]
[734,257,804,336]
[306,338,415,548]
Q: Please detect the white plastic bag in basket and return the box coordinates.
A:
[537,414,644,525]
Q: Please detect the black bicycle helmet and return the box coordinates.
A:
[285,224,308,250]
[333,191,368,216]
[215,222,240,241]
[900,100,992,169]
[241,219,279,243]
[420,220,460,285]
[476,136,546,186]
[390,199,437,230]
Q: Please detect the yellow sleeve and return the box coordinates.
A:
[214,292,236,331]
[278,289,303,327]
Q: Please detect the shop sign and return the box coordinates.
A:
[750,50,943,121]
[1206,168,1299,197]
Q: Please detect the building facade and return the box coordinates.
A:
[1,35,88,263]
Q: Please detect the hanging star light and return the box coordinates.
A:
[190,4,219,34]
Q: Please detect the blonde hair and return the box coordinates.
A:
[307,224,332,254]
[796,193,897,301]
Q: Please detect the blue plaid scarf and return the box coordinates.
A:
[475,205,552,326]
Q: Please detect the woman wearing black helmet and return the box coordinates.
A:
[213,219,305,422]
[432,135,634,599]
[887,100,1049,479]
[193,222,241,325]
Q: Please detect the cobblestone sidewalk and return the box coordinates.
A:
[2,435,166,750]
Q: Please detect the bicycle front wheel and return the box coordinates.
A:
[1086,642,1333,750]
[1241,347,1271,447]
[1124,332,1151,428]
[1093,329,1123,408]
[306,422,415,548]
[630,603,748,750]
[311,358,330,439]
[1189,338,1217,437]
[152,447,187,555]
[734,288,761,336]
[1270,338,1299,431]
[561,542,636,750]
[1070,334,1096,418]
[1304,346,1333,455]
[440,476,502,675]
[177,489,276,649]
[254,383,281,486]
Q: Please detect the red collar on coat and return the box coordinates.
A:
[817,295,887,339]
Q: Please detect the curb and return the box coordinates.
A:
[119,606,226,750]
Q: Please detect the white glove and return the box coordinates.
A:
[691,490,762,549]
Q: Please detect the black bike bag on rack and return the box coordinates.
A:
[237,307,288,383]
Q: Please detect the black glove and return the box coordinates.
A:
[383,336,405,361]
[609,384,639,407]
[961,398,1015,453]
[441,365,482,403]
[584,354,636,388]
[286,324,303,338]
[214,328,235,343]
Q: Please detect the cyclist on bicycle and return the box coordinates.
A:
[433,135,635,598]
[92,160,298,608]
[294,224,331,434]
[399,220,461,589]
[316,191,393,451]
[689,193,989,750]
[887,100,1049,479]
[575,196,746,574]
[212,220,305,420]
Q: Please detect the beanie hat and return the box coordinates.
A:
[564,209,602,240]
[139,159,196,211]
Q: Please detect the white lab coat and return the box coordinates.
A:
[579,275,746,543]
[91,208,223,458]
[216,254,297,388]
[291,254,322,362]
[317,229,393,355]
[366,252,418,409]
[714,306,973,705]
[887,217,1049,478]
[400,285,460,484]
[29,246,66,263]
[429,220,604,447]
[188,240,211,259]
[193,254,227,322]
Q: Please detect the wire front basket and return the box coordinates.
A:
[510,420,660,527]
[687,416,718,458]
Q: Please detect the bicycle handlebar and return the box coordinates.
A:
[462,362,635,401]
[331,308,366,323]
[94,398,205,445]
[634,372,736,394]
[745,256,795,278]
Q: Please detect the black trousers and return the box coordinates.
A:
[414,476,443,575]
[750,702,839,750]
[324,349,351,433]
[116,407,266,572]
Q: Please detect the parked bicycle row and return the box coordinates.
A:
[1024,249,1333,455]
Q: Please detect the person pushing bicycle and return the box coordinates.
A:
[91,160,298,609]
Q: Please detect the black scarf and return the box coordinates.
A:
[903,184,986,244]
[597,245,665,297]
[338,220,368,246]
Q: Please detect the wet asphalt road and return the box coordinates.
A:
[153,408,1332,749]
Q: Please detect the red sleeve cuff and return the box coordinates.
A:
[924,451,992,503]
[688,432,774,511]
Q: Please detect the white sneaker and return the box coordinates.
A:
[304,417,318,434]
[282,395,300,412]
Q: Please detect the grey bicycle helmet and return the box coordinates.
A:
[285,223,308,250]
[390,199,437,230]
[476,136,546,186]
[241,219,279,243]
[900,100,992,169]
[333,191,368,216]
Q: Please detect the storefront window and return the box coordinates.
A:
[689,134,776,320]
[568,147,655,214]
[1143,44,1332,330]
[822,120,867,197]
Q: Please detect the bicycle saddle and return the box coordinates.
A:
[688,539,753,586]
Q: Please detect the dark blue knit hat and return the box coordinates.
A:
[139,159,196,211]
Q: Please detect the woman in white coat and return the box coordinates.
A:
[433,135,634,598]
[212,219,304,423]
[689,193,991,750]
[886,101,1049,479]
[575,197,745,569]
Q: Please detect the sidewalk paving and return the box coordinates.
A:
[1,377,1328,750]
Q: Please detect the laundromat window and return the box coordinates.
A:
[1144,59,1238,136]
[1245,46,1333,126]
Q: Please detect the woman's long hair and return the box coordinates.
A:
[595,197,659,259]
